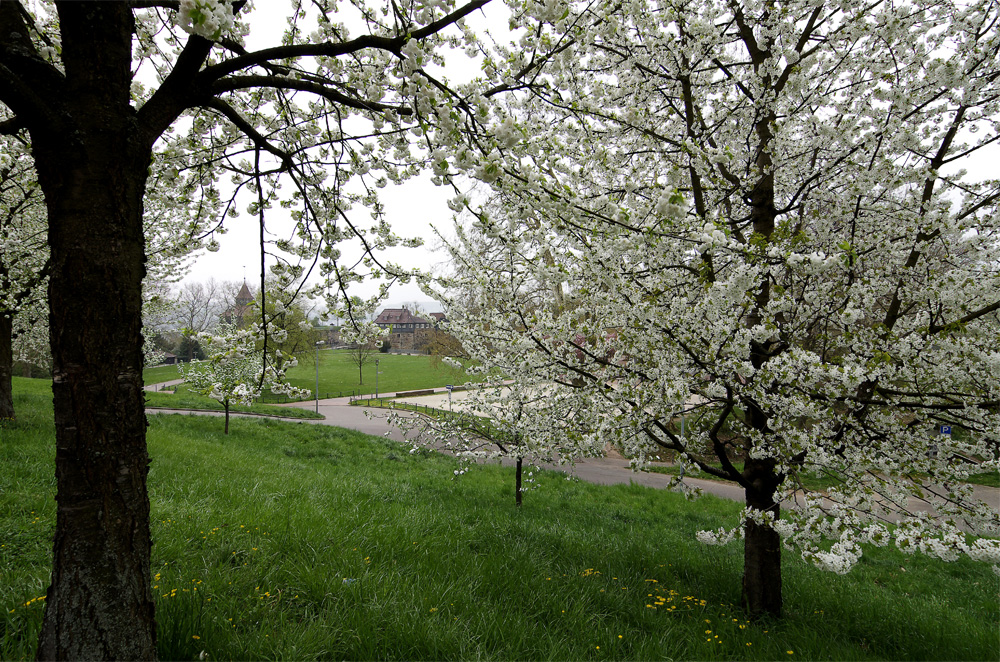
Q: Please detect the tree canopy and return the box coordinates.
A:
[430,0,1000,617]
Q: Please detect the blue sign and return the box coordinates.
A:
[446,384,454,391]
[940,425,952,435]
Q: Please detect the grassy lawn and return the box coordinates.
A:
[143,364,184,385]
[9,376,324,421]
[144,350,475,402]
[3,380,998,660]
[278,349,474,399]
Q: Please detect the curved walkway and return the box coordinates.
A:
[147,386,1000,518]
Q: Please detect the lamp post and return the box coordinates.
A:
[315,340,325,413]
[375,358,379,400]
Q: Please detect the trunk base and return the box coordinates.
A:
[741,459,782,619]
[515,456,523,507]
[0,314,14,421]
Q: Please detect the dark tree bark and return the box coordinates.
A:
[27,6,157,660]
[224,403,231,435]
[741,458,782,618]
[0,313,13,420]
[514,455,523,507]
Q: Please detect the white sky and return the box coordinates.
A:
[181,173,459,310]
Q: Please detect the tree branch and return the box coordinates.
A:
[201,97,295,169]
[0,116,26,136]
[197,0,492,83]
[210,75,411,114]
[0,1,64,128]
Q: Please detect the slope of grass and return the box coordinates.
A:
[143,388,324,420]
[2,381,997,661]
[11,375,322,420]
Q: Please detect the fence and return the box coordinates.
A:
[260,390,357,404]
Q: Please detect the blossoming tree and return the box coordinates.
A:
[429,0,1000,618]
[0,134,46,420]
[392,375,591,506]
[0,0,500,656]
[341,321,388,386]
[180,323,308,433]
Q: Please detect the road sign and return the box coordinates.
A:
[446,384,454,391]
[940,425,952,435]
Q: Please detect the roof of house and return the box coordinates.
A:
[374,308,431,326]
[221,281,254,325]
[235,282,253,305]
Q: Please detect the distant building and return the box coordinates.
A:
[220,282,254,327]
[374,307,434,351]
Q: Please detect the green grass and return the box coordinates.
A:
[968,471,1000,488]
[2,379,998,660]
[276,349,475,399]
[144,388,324,420]
[11,375,323,421]
[144,350,477,403]
[144,364,184,385]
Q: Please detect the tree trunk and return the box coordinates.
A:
[741,458,782,619]
[0,313,14,420]
[515,456,523,507]
[32,6,157,659]
[225,404,230,435]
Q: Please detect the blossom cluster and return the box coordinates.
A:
[176,0,234,41]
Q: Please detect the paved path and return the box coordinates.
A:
[146,385,999,520]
